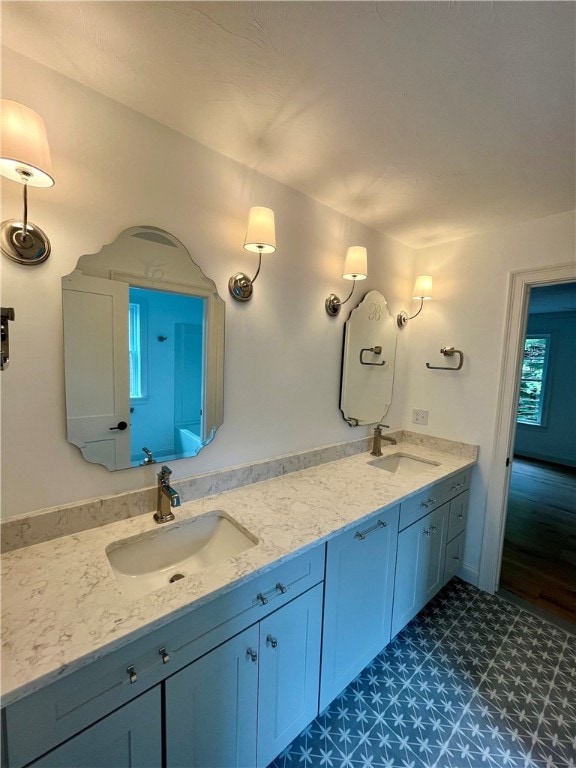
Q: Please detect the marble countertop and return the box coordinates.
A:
[1,439,476,707]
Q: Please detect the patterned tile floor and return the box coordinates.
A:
[269,578,576,768]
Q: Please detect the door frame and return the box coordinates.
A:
[478,263,576,594]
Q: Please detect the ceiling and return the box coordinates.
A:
[2,1,575,248]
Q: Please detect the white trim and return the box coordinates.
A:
[479,263,576,594]
[458,563,479,588]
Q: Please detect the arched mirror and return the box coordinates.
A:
[62,226,225,470]
[340,290,397,425]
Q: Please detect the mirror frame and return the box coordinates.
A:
[340,289,397,426]
[62,226,225,470]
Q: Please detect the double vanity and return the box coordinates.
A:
[1,434,477,768]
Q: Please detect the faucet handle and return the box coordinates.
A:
[376,423,390,429]
[158,465,172,482]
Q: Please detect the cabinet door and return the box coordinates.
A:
[447,490,469,541]
[392,503,448,637]
[27,688,161,768]
[165,625,259,768]
[257,585,323,768]
[320,506,399,712]
[444,532,465,583]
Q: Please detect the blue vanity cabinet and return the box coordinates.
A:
[391,473,470,638]
[164,584,323,768]
[165,625,260,768]
[319,505,399,712]
[3,546,325,768]
[24,687,161,768]
[444,489,469,582]
[391,502,449,637]
[258,583,323,767]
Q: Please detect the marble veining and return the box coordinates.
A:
[0,436,372,554]
[1,435,477,707]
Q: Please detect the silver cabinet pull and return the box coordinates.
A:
[423,528,432,537]
[355,519,387,540]
[420,497,436,508]
[453,555,460,561]
[127,665,137,684]
[276,582,287,594]
[266,634,278,649]
[159,647,170,664]
[457,513,464,520]
[247,648,258,663]
[430,525,437,534]
[256,592,268,606]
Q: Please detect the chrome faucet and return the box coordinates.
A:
[141,447,156,465]
[154,466,181,524]
[370,424,397,457]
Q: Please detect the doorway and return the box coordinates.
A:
[499,283,576,624]
[479,264,576,600]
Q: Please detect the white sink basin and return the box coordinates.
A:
[106,512,258,598]
[368,452,440,476]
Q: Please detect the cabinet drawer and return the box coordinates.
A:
[3,545,325,768]
[399,468,470,530]
[447,490,469,542]
[444,532,465,583]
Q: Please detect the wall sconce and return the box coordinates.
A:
[397,275,433,327]
[228,206,276,302]
[325,246,368,316]
[0,100,54,265]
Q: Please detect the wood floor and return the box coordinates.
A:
[500,456,576,624]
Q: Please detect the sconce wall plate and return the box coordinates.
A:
[229,270,255,302]
[0,219,51,265]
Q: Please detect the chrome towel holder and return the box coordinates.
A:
[426,346,464,371]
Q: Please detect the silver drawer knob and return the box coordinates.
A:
[266,634,278,649]
[247,647,258,663]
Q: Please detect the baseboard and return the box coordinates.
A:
[513,452,576,470]
[458,563,480,588]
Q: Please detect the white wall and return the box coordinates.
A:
[403,210,576,581]
[2,50,574,594]
[0,49,414,518]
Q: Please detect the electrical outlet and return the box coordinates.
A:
[413,408,429,426]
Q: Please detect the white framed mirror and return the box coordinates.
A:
[340,290,397,425]
[62,226,225,470]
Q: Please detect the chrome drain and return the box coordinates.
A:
[169,573,185,583]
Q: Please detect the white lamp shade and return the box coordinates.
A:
[243,207,276,253]
[0,100,54,187]
[342,246,367,280]
[413,275,433,299]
